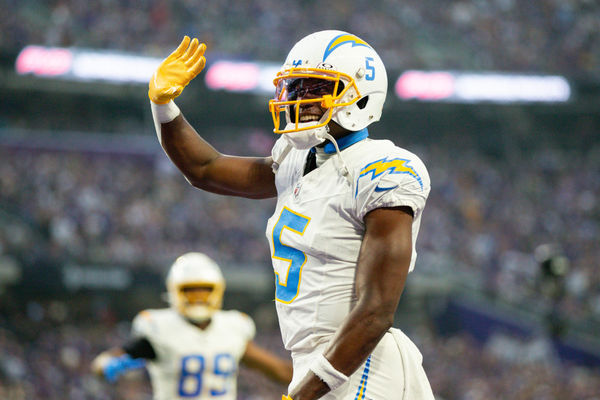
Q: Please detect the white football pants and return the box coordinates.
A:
[290,328,434,400]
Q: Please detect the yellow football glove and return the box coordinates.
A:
[148,36,206,104]
[282,396,293,400]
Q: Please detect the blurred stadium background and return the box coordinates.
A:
[1,1,599,399]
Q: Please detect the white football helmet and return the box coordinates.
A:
[166,252,225,323]
[269,30,388,145]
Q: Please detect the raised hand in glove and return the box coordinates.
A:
[148,36,206,104]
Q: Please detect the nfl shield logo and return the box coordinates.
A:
[293,182,302,198]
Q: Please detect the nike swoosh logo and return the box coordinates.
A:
[374,184,399,192]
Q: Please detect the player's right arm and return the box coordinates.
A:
[149,36,276,199]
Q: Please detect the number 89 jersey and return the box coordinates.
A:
[266,134,430,355]
[132,308,255,400]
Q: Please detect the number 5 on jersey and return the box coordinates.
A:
[271,207,310,303]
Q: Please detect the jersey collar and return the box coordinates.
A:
[310,128,369,154]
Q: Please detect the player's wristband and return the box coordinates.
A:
[103,354,146,382]
[150,100,181,141]
[309,354,349,391]
[151,100,181,123]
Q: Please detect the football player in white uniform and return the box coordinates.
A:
[92,252,293,399]
[147,30,434,400]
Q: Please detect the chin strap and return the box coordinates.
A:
[272,123,328,172]
[321,131,354,186]
[271,125,354,187]
[272,142,293,173]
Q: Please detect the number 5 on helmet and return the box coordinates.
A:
[148,36,207,104]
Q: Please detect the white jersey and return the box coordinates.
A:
[131,308,255,400]
[266,134,430,355]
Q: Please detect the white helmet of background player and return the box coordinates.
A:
[269,30,387,149]
[166,252,225,323]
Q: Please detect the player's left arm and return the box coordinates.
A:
[288,206,414,400]
[91,337,156,382]
[241,340,293,385]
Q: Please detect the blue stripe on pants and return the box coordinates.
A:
[354,355,372,400]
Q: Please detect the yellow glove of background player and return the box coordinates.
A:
[282,396,293,400]
[148,36,206,104]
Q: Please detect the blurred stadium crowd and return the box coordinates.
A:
[2,296,600,399]
[1,0,599,74]
[1,132,598,326]
[1,0,600,399]
[1,128,599,398]
[0,134,275,270]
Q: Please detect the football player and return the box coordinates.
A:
[148,30,434,400]
[91,252,293,399]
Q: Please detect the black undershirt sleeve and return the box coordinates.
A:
[122,337,157,360]
[304,149,317,175]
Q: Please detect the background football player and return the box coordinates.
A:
[91,252,293,399]
[147,30,434,399]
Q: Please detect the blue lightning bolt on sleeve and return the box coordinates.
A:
[353,146,430,222]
